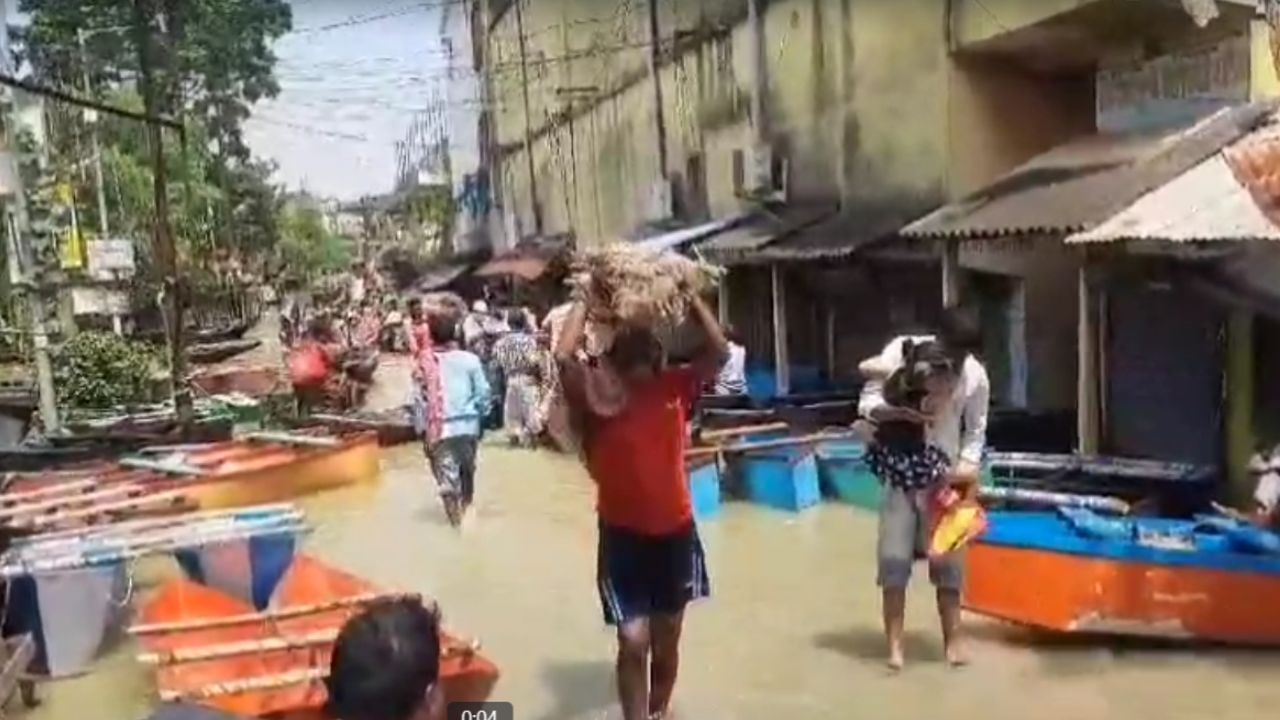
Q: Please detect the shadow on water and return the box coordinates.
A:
[537,659,615,720]
[814,626,945,665]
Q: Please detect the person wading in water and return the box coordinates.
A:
[555,283,728,720]
[325,598,446,720]
[857,305,989,670]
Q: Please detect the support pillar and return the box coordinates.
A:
[942,239,961,307]
[1076,261,1101,454]
[1226,308,1255,505]
[771,264,789,397]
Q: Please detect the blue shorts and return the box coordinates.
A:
[597,521,710,625]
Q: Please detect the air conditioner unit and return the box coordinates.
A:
[744,144,786,201]
[645,178,674,222]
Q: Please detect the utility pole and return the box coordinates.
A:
[748,0,769,188]
[513,0,542,236]
[78,28,122,336]
[647,0,669,180]
[0,0,57,433]
[132,0,191,425]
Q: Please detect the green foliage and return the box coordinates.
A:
[16,0,292,268]
[54,331,157,408]
[278,203,350,279]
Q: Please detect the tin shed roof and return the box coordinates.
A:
[901,102,1276,240]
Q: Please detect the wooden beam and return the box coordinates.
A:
[771,264,790,396]
[1226,308,1255,505]
[942,239,961,307]
[1077,261,1101,454]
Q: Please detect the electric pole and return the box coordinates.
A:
[647,0,669,180]
[132,0,191,424]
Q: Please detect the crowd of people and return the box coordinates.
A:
[276,262,999,720]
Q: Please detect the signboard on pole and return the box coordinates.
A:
[87,238,136,280]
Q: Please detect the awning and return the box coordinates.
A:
[416,263,471,291]
[901,102,1276,240]
[750,202,933,263]
[1067,154,1280,244]
[697,204,837,265]
[632,215,748,253]
[473,254,550,280]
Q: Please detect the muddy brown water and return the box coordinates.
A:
[20,438,1280,720]
[24,318,1280,719]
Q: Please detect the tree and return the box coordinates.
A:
[278,202,350,280]
[18,0,291,159]
[16,0,292,266]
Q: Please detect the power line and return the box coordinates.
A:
[244,115,373,142]
[289,0,469,35]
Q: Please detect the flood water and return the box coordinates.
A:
[21,324,1280,720]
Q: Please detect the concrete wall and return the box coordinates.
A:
[486,0,951,247]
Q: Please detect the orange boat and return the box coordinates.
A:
[4,432,381,511]
[133,555,499,719]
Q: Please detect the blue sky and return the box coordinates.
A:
[245,0,467,200]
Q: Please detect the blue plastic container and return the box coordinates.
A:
[816,440,882,511]
[738,447,821,512]
[687,458,722,520]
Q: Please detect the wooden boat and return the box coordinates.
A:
[188,340,263,365]
[986,452,1216,517]
[965,508,1280,645]
[190,365,286,399]
[133,555,500,718]
[4,431,382,511]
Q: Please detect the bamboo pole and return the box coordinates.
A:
[22,503,299,545]
[17,511,304,556]
[684,431,856,460]
[141,629,339,665]
[1,522,308,578]
[130,592,422,635]
[118,457,206,476]
[0,479,97,503]
[0,483,151,521]
[695,422,788,443]
[153,640,481,700]
[12,489,188,529]
[243,431,339,448]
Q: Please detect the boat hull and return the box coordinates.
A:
[177,435,381,510]
[965,512,1280,644]
[5,563,128,677]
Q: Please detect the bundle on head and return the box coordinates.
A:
[573,244,722,331]
[421,292,467,324]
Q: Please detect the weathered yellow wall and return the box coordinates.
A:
[488,0,952,248]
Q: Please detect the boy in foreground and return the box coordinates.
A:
[555,285,728,720]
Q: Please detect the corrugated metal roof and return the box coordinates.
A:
[902,102,1277,240]
[1067,154,1280,243]
[632,215,748,253]
[697,204,837,264]
[750,202,933,263]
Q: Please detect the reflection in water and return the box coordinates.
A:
[24,442,1280,720]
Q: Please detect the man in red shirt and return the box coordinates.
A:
[556,289,728,720]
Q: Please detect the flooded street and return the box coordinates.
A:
[22,433,1280,720]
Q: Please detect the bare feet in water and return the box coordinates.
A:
[887,642,904,672]
[945,641,968,668]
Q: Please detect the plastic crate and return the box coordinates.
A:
[816,440,882,511]
[738,448,821,512]
[687,458,722,520]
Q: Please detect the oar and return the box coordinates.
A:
[118,457,207,476]
[243,431,340,448]
[129,592,422,635]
